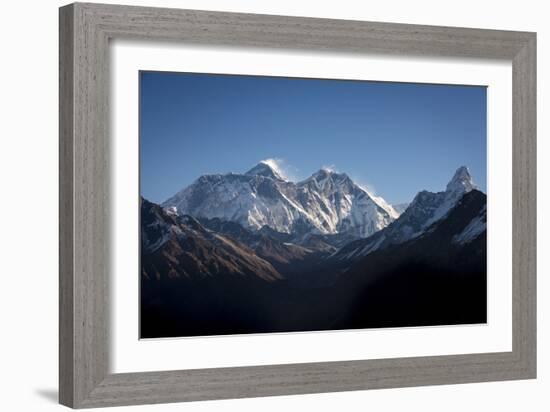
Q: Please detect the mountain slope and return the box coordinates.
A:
[295,168,398,237]
[141,165,487,338]
[141,189,487,337]
[333,166,479,261]
[162,161,398,239]
[332,189,487,328]
[197,216,318,273]
[141,197,282,282]
[392,202,409,214]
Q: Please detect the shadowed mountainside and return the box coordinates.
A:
[141,187,486,338]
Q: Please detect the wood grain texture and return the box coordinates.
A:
[512,35,537,374]
[60,3,110,407]
[58,2,537,408]
[59,4,75,407]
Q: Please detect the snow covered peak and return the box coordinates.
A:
[245,160,286,181]
[313,168,332,178]
[331,166,482,261]
[163,163,397,239]
[446,166,477,196]
[408,166,478,231]
[307,168,352,187]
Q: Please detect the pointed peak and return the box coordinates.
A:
[446,166,477,195]
[320,166,336,173]
[312,168,332,178]
[312,167,349,181]
[452,165,470,178]
[245,160,285,180]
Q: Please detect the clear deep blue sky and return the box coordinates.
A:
[140,71,486,205]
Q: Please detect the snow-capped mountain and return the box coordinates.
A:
[244,161,286,181]
[142,166,487,337]
[332,189,487,328]
[162,161,398,239]
[333,166,480,260]
[452,204,486,245]
[141,197,282,282]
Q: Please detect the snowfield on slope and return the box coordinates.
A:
[162,161,399,239]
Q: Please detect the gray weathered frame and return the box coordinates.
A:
[59,2,536,409]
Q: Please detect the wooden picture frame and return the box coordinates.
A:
[59,2,536,408]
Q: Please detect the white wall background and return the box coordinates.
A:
[0,1,546,411]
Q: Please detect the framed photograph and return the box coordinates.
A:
[59,2,536,408]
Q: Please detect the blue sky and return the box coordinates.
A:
[140,71,486,205]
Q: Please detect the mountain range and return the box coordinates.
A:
[333,166,479,261]
[162,161,399,240]
[141,162,487,338]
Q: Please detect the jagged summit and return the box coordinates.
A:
[161,160,481,245]
[446,166,477,195]
[245,160,286,181]
[162,162,397,238]
[310,168,349,181]
[301,168,354,191]
[332,166,483,261]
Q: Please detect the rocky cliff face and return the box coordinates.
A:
[162,161,398,239]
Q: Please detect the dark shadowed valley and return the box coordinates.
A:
[140,164,487,338]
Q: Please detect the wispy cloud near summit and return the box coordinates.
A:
[140,72,486,204]
[259,158,300,182]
